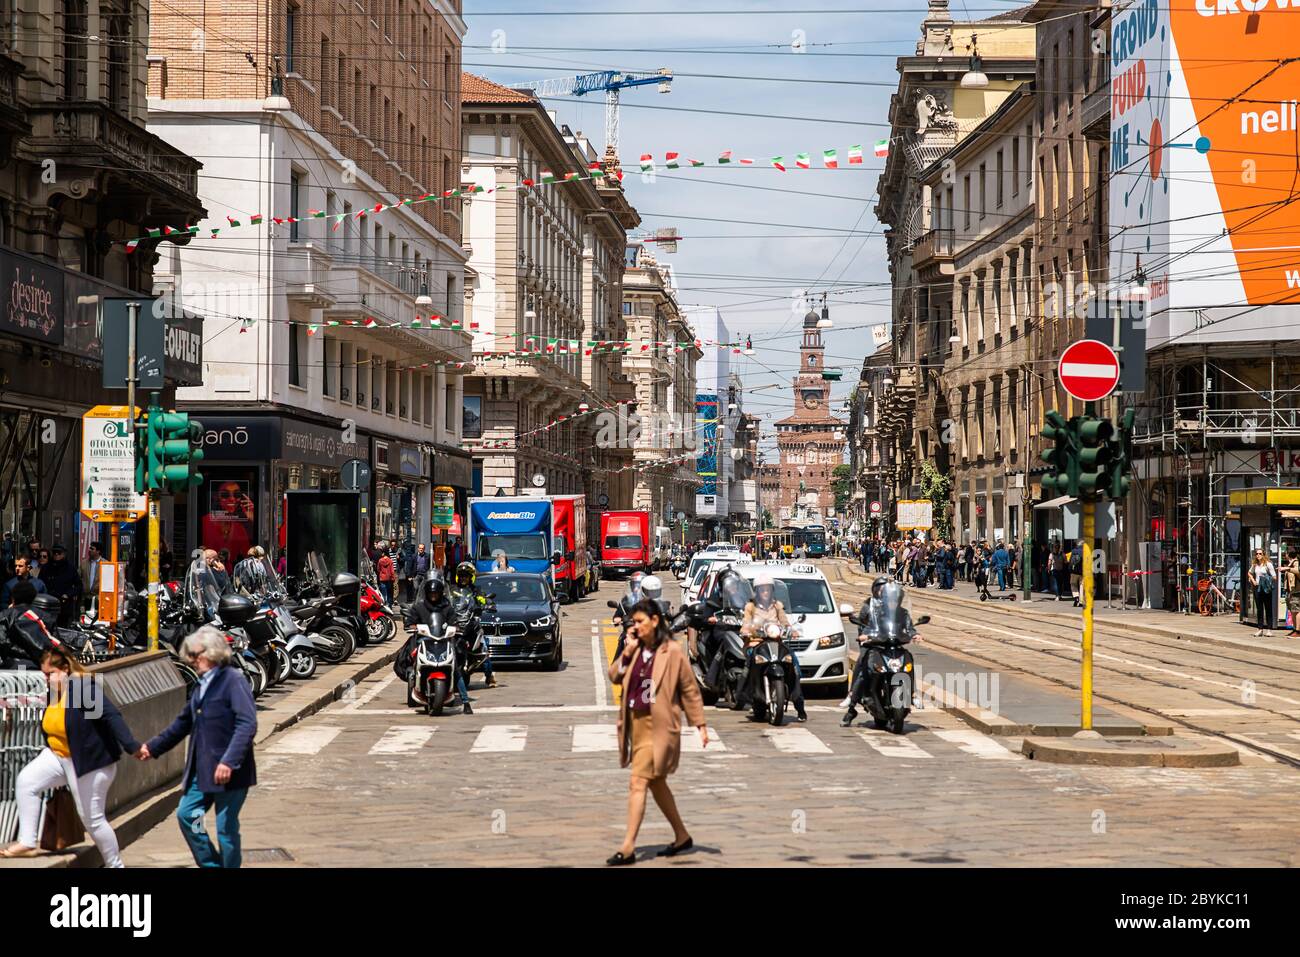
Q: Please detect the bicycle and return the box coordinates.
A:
[1196,570,1236,617]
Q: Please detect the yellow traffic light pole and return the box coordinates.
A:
[1080,498,1095,730]
[148,491,160,651]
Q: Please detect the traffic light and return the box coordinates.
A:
[1106,407,1136,500]
[1077,415,1114,497]
[136,398,204,492]
[1040,410,1077,497]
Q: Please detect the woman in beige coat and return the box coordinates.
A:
[607,598,708,865]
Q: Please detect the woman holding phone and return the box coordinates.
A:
[606,598,707,865]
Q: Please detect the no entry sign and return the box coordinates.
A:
[1058,339,1120,402]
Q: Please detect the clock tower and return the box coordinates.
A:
[774,305,845,526]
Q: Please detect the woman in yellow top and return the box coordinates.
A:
[1,647,142,865]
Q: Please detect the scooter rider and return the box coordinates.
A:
[841,576,889,727]
[611,572,646,660]
[736,572,807,722]
[0,582,59,669]
[843,579,919,726]
[640,575,671,618]
[701,568,749,688]
[402,573,474,715]
[450,561,496,689]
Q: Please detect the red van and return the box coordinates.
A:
[600,511,651,577]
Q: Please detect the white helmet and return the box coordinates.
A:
[641,575,663,600]
[752,571,775,589]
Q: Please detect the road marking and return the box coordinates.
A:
[681,726,726,752]
[265,725,343,755]
[932,729,1021,760]
[572,724,618,752]
[763,727,833,754]
[855,729,933,759]
[470,724,528,753]
[368,725,436,755]
[341,673,397,712]
[343,704,620,716]
[592,631,610,708]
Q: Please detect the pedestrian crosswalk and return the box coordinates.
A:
[264,720,1023,762]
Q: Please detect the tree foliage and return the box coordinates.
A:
[919,460,952,539]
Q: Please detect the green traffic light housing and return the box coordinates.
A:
[1040,410,1078,498]
[137,395,204,492]
[1076,415,1114,496]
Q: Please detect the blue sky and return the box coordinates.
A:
[461,0,939,446]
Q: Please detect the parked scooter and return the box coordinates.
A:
[839,581,929,734]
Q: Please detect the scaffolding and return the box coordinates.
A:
[1131,348,1300,609]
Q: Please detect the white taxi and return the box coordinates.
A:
[732,562,848,688]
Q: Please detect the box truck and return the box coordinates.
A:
[548,494,588,601]
[600,511,652,576]
[468,497,558,579]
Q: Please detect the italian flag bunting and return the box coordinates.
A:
[771,157,787,172]
[718,150,733,164]
[540,170,555,184]
[874,139,889,158]
[250,214,264,225]
[563,171,580,182]
[363,317,377,328]
[125,239,140,254]
[795,153,811,169]
[689,159,704,168]
[451,318,463,330]
[823,149,838,169]
[665,152,680,169]
[848,144,864,165]
[639,154,653,172]
[739,158,754,165]
[226,216,241,227]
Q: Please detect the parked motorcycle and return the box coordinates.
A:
[840,581,929,735]
[359,552,398,643]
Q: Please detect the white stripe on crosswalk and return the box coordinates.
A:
[855,729,933,759]
[932,729,1021,760]
[368,725,436,755]
[266,726,343,755]
[681,726,726,752]
[572,724,618,752]
[470,724,528,753]
[763,727,833,754]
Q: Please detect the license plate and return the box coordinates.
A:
[489,636,510,646]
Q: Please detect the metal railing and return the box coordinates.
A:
[0,672,50,845]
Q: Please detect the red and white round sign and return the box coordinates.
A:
[869,501,882,515]
[1058,339,1120,402]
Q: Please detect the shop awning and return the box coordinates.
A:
[1228,487,1300,507]
[1034,495,1076,510]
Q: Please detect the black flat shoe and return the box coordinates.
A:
[606,851,637,866]
[462,702,473,715]
[658,837,693,858]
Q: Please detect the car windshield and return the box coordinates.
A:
[478,535,547,561]
[690,563,713,588]
[484,576,548,602]
[605,535,642,550]
[778,579,835,614]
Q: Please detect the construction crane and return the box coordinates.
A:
[508,69,672,155]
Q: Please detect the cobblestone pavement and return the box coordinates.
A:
[122,573,1300,867]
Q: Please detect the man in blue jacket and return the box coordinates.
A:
[991,541,1011,591]
[139,624,257,868]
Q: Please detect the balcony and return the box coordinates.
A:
[1082,83,1109,140]
[0,52,26,138]
[913,227,954,273]
[283,244,338,308]
[322,261,468,363]
[21,101,201,219]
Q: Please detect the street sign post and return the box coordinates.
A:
[1058,339,1120,402]
[81,405,146,629]
[869,500,882,516]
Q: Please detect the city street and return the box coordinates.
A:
[122,570,1300,867]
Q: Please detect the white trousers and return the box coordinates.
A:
[16,747,122,868]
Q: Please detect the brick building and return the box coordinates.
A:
[773,309,844,525]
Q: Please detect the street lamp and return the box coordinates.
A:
[263,56,292,111]
[960,35,989,89]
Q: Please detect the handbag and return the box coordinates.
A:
[39,787,85,852]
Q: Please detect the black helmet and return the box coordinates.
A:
[452,562,476,588]
[871,576,890,599]
[424,574,447,603]
[31,593,62,618]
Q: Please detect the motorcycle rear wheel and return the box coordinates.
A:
[318,625,355,664]
[245,658,268,697]
[366,615,387,642]
[274,646,291,683]
[288,647,317,679]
